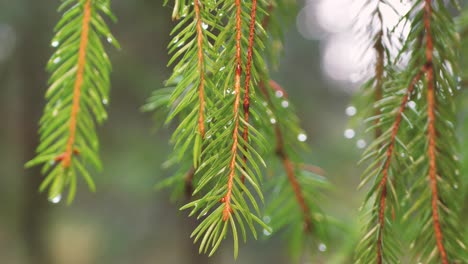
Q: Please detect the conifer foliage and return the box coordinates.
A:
[26,0,119,203]
[145,0,329,258]
[24,0,468,261]
[355,0,467,263]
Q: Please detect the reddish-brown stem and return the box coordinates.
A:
[61,0,91,168]
[259,81,312,232]
[424,1,448,263]
[194,0,206,138]
[221,0,243,221]
[374,10,384,140]
[240,0,257,184]
[376,71,422,264]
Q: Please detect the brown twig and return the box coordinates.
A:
[194,0,206,139]
[374,9,384,140]
[375,71,422,264]
[60,0,92,168]
[221,0,243,221]
[240,0,258,184]
[259,81,312,232]
[423,1,448,262]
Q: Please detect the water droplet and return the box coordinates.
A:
[356,139,366,149]
[51,41,59,47]
[455,169,460,175]
[318,243,327,252]
[453,155,459,161]
[298,133,307,142]
[202,22,208,30]
[275,90,284,98]
[107,37,113,43]
[263,216,271,224]
[345,106,357,116]
[177,41,185,47]
[263,228,272,236]
[270,118,277,124]
[53,57,61,64]
[53,109,59,117]
[344,129,355,139]
[401,153,406,158]
[408,101,416,109]
[49,194,62,204]
[102,98,108,105]
[281,100,289,108]
[453,184,459,189]
[219,66,226,72]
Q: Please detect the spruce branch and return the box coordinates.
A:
[259,81,312,232]
[240,0,258,184]
[26,0,119,203]
[357,0,466,263]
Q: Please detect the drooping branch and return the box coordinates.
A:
[375,71,422,264]
[62,0,92,168]
[221,0,243,221]
[423,1,448,262]
[241,0,258,184]
[194,0,206,139]
[373,9,384,140]
[259,80,312,232]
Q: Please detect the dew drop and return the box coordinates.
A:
[49,194,62,204]
[275,90,284,98]
[298,133,307,142]
[263,228,272,236]
[408,101,416,109]
[201,22,209,30]
[53,57,61,64]
[345,106,357,116]
[453,184,459,190]
[281,100,289,108]
[53,109,59,117]
[219,66,226,72]
[356,139,366,149]
[344,129,355,139]
[270,118,277,124]
[318,243,327,252]
[263,216,271,224]
[102,98,108,105]
[51,41,59,47]
[107,37,113,43]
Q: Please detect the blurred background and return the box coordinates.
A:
[0,0,465,263]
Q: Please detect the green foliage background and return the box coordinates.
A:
[0,0,465,263]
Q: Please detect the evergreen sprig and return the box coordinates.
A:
[145,0,332,258]
[259,80,329,259]
[356,0,467,263]
[26,0,119,203]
